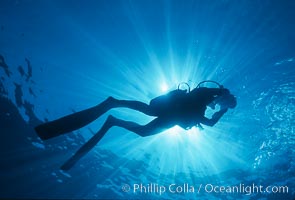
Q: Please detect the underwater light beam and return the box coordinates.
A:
[43,0,243,177]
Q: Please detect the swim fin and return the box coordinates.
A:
[35,101,110,140]
[60,126,107,170]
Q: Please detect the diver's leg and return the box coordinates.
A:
[36,97,154,140]
[35,97,114,140]
[61,115,171,170]
[110,115,170,137]
[109,97,156,116]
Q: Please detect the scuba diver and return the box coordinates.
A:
[35,80,237,170]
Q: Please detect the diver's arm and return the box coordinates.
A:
[200,108,228,127]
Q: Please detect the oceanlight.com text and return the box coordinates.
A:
[121,183,289,196]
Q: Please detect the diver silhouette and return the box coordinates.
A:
[35,80,237,170]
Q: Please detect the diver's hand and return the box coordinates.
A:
[219,103,228,110]
[219,101,232,110]
[213,109,227,119]
[208,102,216,110]
[220,107,228,112]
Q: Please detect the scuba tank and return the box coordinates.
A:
[149,82,190,116]
[149,80,222,116]
[149,89,187,116]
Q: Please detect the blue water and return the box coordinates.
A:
[0,0,294,199]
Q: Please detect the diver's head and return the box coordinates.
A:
[216,93,237,109]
